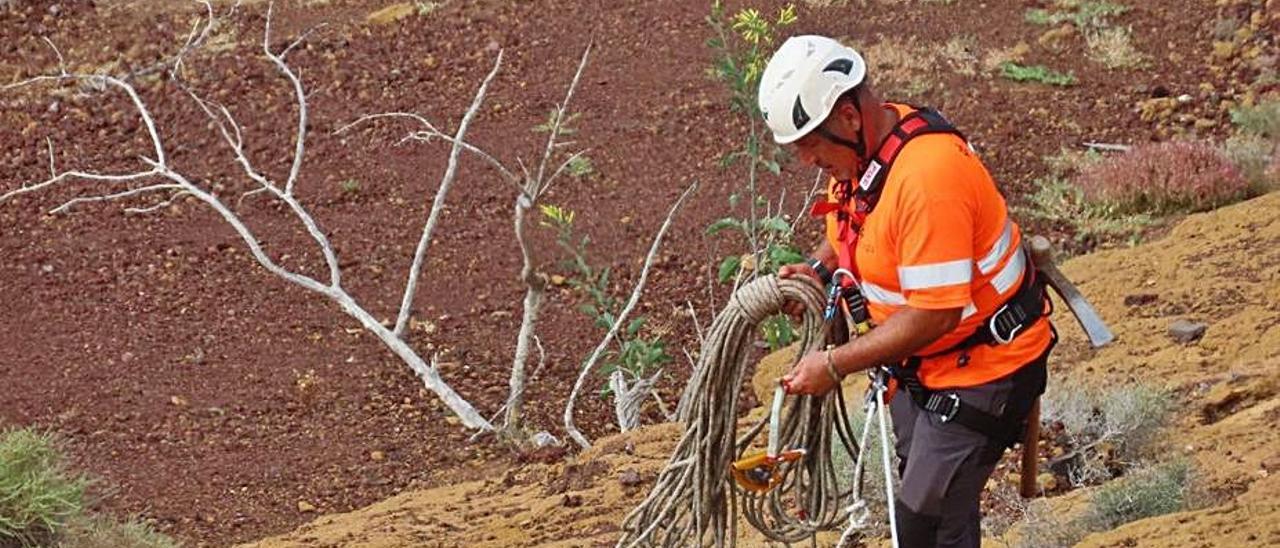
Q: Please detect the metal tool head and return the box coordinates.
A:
[1027,236,1115,348]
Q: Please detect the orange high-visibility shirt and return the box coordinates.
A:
[823,104,1053,390]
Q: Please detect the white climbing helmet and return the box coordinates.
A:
[757,35,867,144]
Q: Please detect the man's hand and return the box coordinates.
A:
[777,262,822,319]
[781,349,839,396]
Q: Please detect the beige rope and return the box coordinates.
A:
[619,275,863,547]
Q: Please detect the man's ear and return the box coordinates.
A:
[832,99,861,133]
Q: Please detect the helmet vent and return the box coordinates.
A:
[823,58,854,75]
[791,96,810,131]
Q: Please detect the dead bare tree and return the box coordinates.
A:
[342,46,595,437]
[2,2,496,430]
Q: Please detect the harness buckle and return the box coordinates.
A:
[935,393,962,423]
[988,302,1027,345]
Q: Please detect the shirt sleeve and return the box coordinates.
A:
[893,172,976,310]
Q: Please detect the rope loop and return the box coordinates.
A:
[618,275,867,547]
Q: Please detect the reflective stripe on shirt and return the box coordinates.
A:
[898,258,973,290]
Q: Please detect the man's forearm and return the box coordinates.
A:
[829,306,962,376]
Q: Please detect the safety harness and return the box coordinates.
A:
[810,105,1050,446]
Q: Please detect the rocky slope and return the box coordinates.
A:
[244,193,1279,547]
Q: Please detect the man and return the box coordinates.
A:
[759,36,1056,547]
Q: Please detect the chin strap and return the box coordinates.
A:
[814,87,870,167]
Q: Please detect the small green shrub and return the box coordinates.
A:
[339,179,360,194]
[1005,496,1090,548]
[1081,459,1193,531]
[540,204,672,395]
[1086,27,1146,69]
[1075,140,1250,214]
[566,155,594,178]
[1221,133,1278,194]
[58,515,179,548]
[759,314,797,352]
[1025,1,1129,29]
[1229,100,1280,140]
[1014,176,1154,248]
[414,1,442,17]
[1042,382,1173,486]
[999,62,1076,86]
[0,428,88,547]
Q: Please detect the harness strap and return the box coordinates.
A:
[892,330,1055,446]
[809,106,966,282]
[919,248,1049,360]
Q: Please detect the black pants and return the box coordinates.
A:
[889,354,1048,548]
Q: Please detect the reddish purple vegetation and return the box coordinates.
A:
[1075,140,1251,213]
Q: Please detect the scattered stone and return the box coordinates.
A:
[412,318,438,335]
[549,274,567,286]
[1124,293,1159,306]
[1169,319,1208,343]
[366,3,415,25]
[619,469,643,487]
[297,500,316,513]
[169,395,188,407]
[532,431,559,448]
[561,494,582,507]
[370,450,386,462]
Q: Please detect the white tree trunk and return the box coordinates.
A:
[503,193,546,432]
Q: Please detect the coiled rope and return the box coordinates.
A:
[617,275,869,547]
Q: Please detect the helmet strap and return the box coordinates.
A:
[814,125,865,159]
[813,86,870,162]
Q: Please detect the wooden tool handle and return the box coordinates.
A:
[1020,398,1041,498]
[1028,235,1054,267]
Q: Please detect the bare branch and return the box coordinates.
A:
[540,148,590,196]
[532,44,592,198]
[1,169,160,204]
[564,180,699,449]
[51,183,184,214]
[791,169,825,234]
[41,37,69,77]
[170,0,216,79]
[45,138,56,178]
[532,334,548,378]
[337,113,519,186]
[1082,141,1130,152]
[685,300,704,346]
[183,72,340,287]
[281,24,327,60]
[651,386,676,422]
[235,186,270,208]
[263,1,309,197]
[394,50,505,338]
[126,191,192,214]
